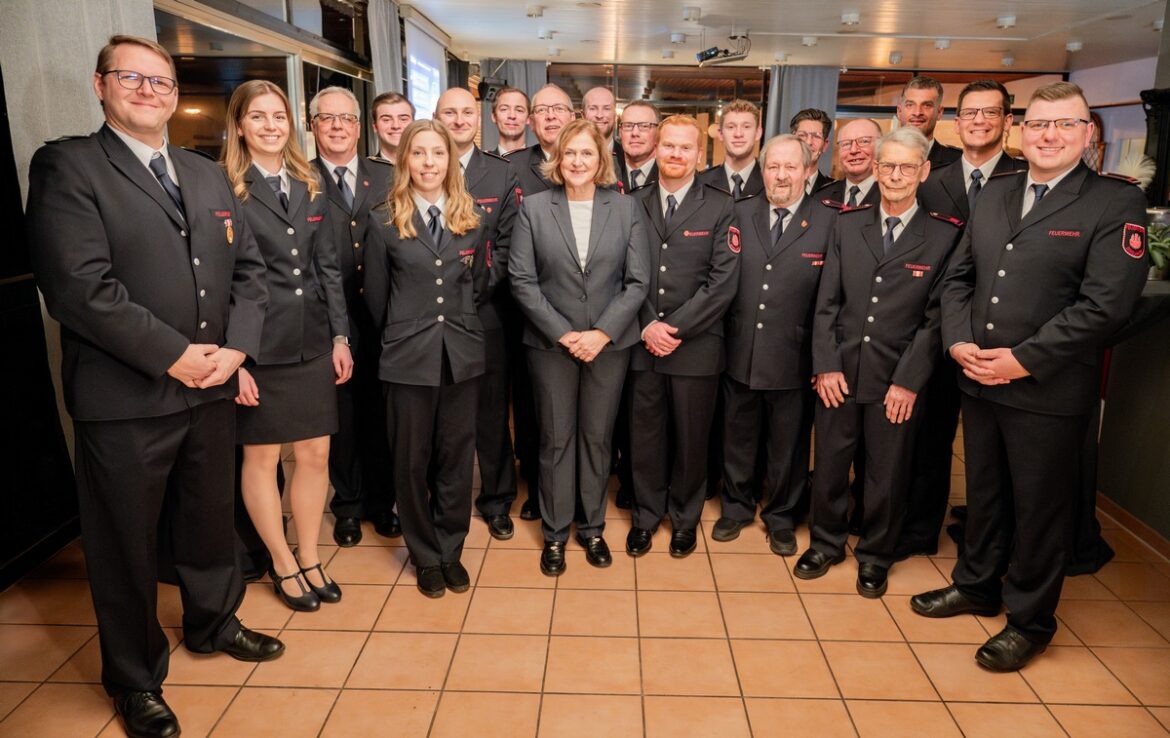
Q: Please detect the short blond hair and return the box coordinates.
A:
[659,114,703,140]
[540,119,617,187]
[721,99,761,126]
[1029,81,1088,109]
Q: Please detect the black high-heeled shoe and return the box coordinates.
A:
[269,567,321,612]
[299,562,342,603]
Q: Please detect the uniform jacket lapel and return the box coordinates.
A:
[245,165,293,225]
[352,159,376,215]
[464,148,489,192]
[938,162,969,221]
[1016,163,1087,235]
[881,207,926,265]
[97,125,185,229]
[286,176,307,220]
[860,209,885,262]
[413,209,443,256]
[640,185,668,244]
[751,200,775,260]
[664,182,703,238]
[774,196,814,257]
[168,145,204,225]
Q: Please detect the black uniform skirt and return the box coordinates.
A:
[237,351,339,445]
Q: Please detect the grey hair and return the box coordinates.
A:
[760,133,812,169]
[309,86,360,119]
[877,126,929,161]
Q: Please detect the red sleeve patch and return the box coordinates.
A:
[485,240,493,268]
[1123,223,1146,259]
[728,226,741,254]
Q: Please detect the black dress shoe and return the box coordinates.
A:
[221,626,285,662]
[793,549,845,580]
[441,562,471,592]
[373,511,403,538]
[626,527,653,557]
[417,566,446,597]
[615,488,632,509]
[540,541,566,576]
[951,504,968,522]
[332,516,363,547]
[856,562,889,598]
[485,514,514,541]
[976,627,1047,672]
[269,568,320,612]
[711,517,749,542]
[577,535,612,568]
[669,528,697,558]
[114,691,180,738]
[519,497,541,521]
[910,585,1001,618]
[768,528,798,556]
[299,562,342,603]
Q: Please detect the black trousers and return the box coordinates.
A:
[475,327,518,516]
[507,321,540,503]
[74,399,243,696]
[951,394,1086,644]
[611,382,634,494]
[528,347,628,542]
[810,398,919,567]
[385,373,478,569]
[720,377,813,532]
[329,345,393,520]
[629,370,719,531]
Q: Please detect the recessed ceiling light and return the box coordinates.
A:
[526,4,544,18]
[537,27,553,39]
[662,49,675,59]
[935,38,950,50]
[1001,53,1015,66]
[1066,40,1083,52]
[548,46,561,56]
[996,14,1016,29]
[889,51,903,64]
[1156,18,1165,31]
[802,36,818,47]
[774,51,789,63]
[183,108,202,115]
[579,39,597,44]
[575,1,602,6]
[841,11,860,26]
[682,6,701,22]
[670,32,686,44]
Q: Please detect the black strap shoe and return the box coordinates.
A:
[669,528,697,558]
[269,567,320,612]
[299,562,342,603]
[519,497,541,521]
[441,561,471,592]
[910,585,1001,618]
[540,541,566,576]
[577,535,612,568]
[373,511,403,538]
[625,527,653,557]
[711,517,749,543]
[976,627,1047,672]
[856,562,889,598]
[332,516,363,547]
[221,626,285,662]
[793,548,845,580]
[485,514,515,541]
[114,691,180,738]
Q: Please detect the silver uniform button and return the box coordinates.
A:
[357,264,362,271]
[293,268,301,276]
[658,312,665,318]
[660,265,667,272]
[661,243,668,250]
[286,227,295,235]
[987,323,995,330]
[192,257,200,266]
[199,289,206,297]
[437,315,445,322]
[435,259,443,266]
[295,288,303,296]
[758,304,765,310]
[437,296,444,304]
[436,278,443,285]
[180,230,187,237]
[199,321,207,329]
[762,284,769,290]
[875,276,882,283]
[291,248,299,256]
[998,269,1006,277]
[867,316,874,323]
[871,296,879,303]
[353,243,360,249]
[863,336,871,342]
[991,296,999,304]
[1006,243,1014,251]
[756,323,763,329]
[658,288,665,294]
[765,264,773,271]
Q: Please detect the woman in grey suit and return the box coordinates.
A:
[509,119,650,576]
[223,80,353,611]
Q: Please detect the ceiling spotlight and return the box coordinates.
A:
[889,51,903,64]
[1066,39,1083,52]
[682,6,701,22]
[935,38,950,50]
[526,4,544,18]
[774,51,789,63]
[841,11,860,26]
[1001,53,1015,66]
[670,32,686,44]
[1156,18,1165,31]
[548,46,561,56]
[996,14,1016,28]
[537,27,554,39]
[802,36,818,47]
[662,48,675,59]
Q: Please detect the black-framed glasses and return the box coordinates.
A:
[957,106,1005,120]
[101,69,177,95]
[836,136,875,150]
[620,122,659,132]
[876,161,923,177]
[532,104,574,117]
[314,113,359,125]
[1021,118,1091,132]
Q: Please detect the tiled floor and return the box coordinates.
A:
[3,448,1170,737]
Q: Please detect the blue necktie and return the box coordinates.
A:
[883,216,901,254]
[335,165,353,210]
[772,207,790,248]
[847,185,861,208]
[967,169,983,210]
[1032,183,1049,204]
[266,175,288,211]
[665,194,678,227]
[148,153,185,220]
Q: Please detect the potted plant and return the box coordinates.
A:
[1148,223,1170,280]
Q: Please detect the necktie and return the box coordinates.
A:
[771,207,790,248]
[731,173,744,200]
[883,216,901,254]
[266,175,288,211]
[966,169,983,210]
[335,165,353,210]
[1032,183,1048,205]
[847,185,861,208]
[148,153,185,220]
[665,194,678,227]
[427,204,442,244]
[630,169,642,191]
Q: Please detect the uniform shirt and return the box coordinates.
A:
[252,161,290,198]
[413,192,447,231]
[109,126,180,189]
[321,153,359,197]
[961,151,1004,196]
[722,160,757,195]
[458,148,474,173]
[769,194,803,230]
[625,158,655,189]
[879,201,919,248]
[568,197,594,269]
[842,175,876,205]
[1022,165,1076,218]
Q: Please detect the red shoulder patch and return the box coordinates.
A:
[929,211,965,228]
[821,198,844,210]
[728,226,741,253]
[1123,223,1146,259]
[840,203,874,214]
[1103,172,1141,186]
[990,169,1026,180]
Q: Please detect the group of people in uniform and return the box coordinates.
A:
[25,32,1151,738]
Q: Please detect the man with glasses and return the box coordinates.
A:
[509,83,575,201]
[491,86,531,156]
[309,86,399,546]
[26,35,282,738]
[820,118,882,209]
[371,91,415,164]
[790,108,836,194]
[798,127,963,599]
[911,82,1149,672]
[900,80,1027,560]
[698,99,764,200]
[616,100,661,193]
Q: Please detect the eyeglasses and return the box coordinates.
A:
[956,106,1005,120]
[836,136,875,150]
[795,131,825,142]
[1021,118,1091,132]
[101,69,177,95]
[532,104,574,117]
[876,161,923,177]
[620,122,659,132]
[314,113,359,125]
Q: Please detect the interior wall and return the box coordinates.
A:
[1072,56,1156,174]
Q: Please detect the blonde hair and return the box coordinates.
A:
[387,119,480,239]
[96,35,176,78]
[540,119,617,187]
[721,99,761,126]
[221,80,321,202]
[1029,81,1089,108]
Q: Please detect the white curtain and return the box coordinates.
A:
[368,0,404,94]
[766,65,840,175]
[477,60,548,151]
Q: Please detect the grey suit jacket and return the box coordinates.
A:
[508,186,650,351]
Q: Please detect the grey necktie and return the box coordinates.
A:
[427,204,442,244]
[665,194,678,227]
[1032,183,1049,205]
[731,173,744,199]
[335,165,353,210]
[148,153,185,220]
[883,216,901,254]
[771,207,790,248]
[847,185,861,208]
[967,169,983,210]
[630,169,642,191]
[265,175,288,211]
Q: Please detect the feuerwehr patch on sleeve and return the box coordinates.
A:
[1123,223,1146,259]
[728,226,742,254]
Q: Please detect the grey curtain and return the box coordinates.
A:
[369,0,404,95]
[478,59,547,152]
[765,65,840,174]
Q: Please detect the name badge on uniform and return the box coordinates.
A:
[213,210,234,245]
[683,230,710,237]
[476,197,499,214]
[801,251,825,266]
[459,247,475,268]
[307,215,324,223]
[904,262,932,278]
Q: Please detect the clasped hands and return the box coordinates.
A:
[642,320,681,357]
[559,329,612,363]
[950,342,1029,385]
[814,372,918,424]
[166,343,245,390]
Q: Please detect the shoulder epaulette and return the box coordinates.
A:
[731,190,761,202]
[367,155,393,166]
[480,149,509,162]
[181,146,217,162]
[702,181,736,196]
[814,178,838,193]
[1101,171,1141,186]
[44,135,86,144]
[929,211,965,228]
[839,203,874,213]
[821,198,845,209]
[990,169,1026,179]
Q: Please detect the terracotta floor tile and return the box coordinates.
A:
[1092,646,1170,706]
[210,686,335,738]
[1094,562,1170,602]
[846,700,961,738]
[1132,601,1170,642]
[463,587,554,635]
[97,685,238,738]
[463,516,493,549]
[880,557,950,595]
[544,635,641,693]
[0,683,37,722]
[476,548,556,589]
[947,703,1065,738]
[318,689,438,738]
[233,582,295,631]
[700,495,723,522]
[551,589,638,636]
[1050,705,1170,738]
[1102,528,1166,564]
[1058,600,1169,647]
[699,522,771,554]
[641,637,740,696]
[324,544,408,585]
[538,694,642,738]
[884,595,989,643]
[26,541,87,580]
[445,634,548,692]
[0,624,95,681]
[1061,573,1119,600]
[430,691,540,738]
[637,591,727,638]
[487,516,544,550]
[556,549,636,590]
[709,553,796,592]
[635,552,716,590]
[731,640,839,698]
[720,592,815,639]
[644,696,750,738]
[284,584,389,632]
[912,643,1038,702]
[46,629,108,684]
[823,642,938,700]
[745,697,855,738]
[247,630,366,688]
[0,579,96,625]
[166,643,259,685]
[374,584,472,632]
[1020,645,1138,705]
[1151,706,1170,732]
[397,548,486,588]
[0,683,113,737]
[345,632,457,689]
[971,613,1081,646]
[802,593,903,642]
[791,555,861,595]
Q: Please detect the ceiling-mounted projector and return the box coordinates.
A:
[696,34,751,67]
